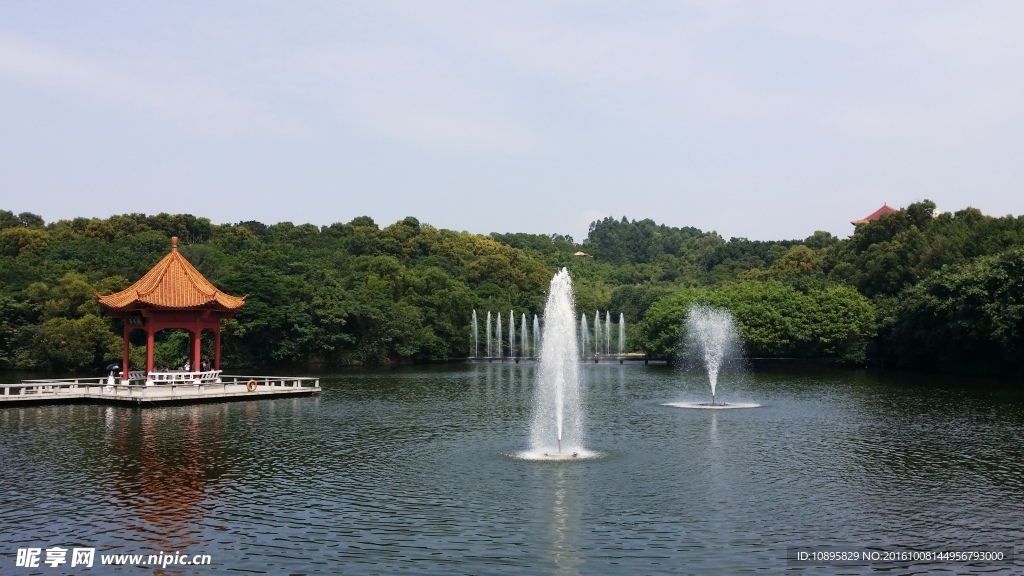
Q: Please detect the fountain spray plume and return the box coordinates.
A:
[530,268,584,455]
[580,314,589,359]
[521,314,529,358]
[486,312,492,358]
[509,310,515,358]
[496,314,503,359]
[471,310,478,357]
[605,311,611,355]
[533,315,540,358]
[686,305,739,405]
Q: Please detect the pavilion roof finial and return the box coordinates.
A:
[171,236,178,252]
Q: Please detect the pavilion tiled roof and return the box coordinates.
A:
[98,237,245,312]
[852,203,898,225]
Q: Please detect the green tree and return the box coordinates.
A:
[638,280,874,364]
[31,315,120,371]
[880,248,1024,375]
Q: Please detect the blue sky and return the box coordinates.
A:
[2,1,1022,242]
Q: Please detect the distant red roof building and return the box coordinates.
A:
[852,203,897,226]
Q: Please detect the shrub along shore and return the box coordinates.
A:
[1,201,1022,378]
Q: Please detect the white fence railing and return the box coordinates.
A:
[148,370,222,384]
[2,379,100,398]
[1,374,320,402]
[220,375,321,391]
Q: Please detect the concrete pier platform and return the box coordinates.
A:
[0,374,320,406]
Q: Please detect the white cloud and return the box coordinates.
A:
[371,108,536,154]
[0,31,264,136]
[262,36,542,153]
[2,3,1022,237]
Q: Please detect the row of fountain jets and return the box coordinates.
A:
[469,310,626,358]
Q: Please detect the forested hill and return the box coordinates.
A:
[1,202,1023,377]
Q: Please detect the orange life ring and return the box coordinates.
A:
[246,379,257,392]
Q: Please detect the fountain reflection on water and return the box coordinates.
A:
[520,268,597,460]
[544,465,582,575]
[666,305,760,410]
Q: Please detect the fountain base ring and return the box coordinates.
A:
[663,402,761,410]
[514,448,601,461]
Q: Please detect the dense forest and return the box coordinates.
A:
[1,200,1022,377]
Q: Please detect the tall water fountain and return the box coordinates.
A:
[509,310,516,358]
[593,311,601,355]
[521,314,529,358]
[471,310,479,357]
[579,314,589,358]
[665,305,760,410]
[496,314,503,359]
[690,306,734,404]
[476,310,534,359]
[533,315,540,358]
[604,311,611,355]
[486,312,492,358]
[522,268,592,460]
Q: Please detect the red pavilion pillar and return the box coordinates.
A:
[146,327,155,376]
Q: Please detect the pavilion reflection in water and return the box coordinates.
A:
[107,404,231,553]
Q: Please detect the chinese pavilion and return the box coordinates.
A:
[851,203,897,226]
[98,237,245,384]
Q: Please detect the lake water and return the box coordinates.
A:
[1,363,1022,574]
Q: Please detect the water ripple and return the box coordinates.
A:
[1,366,1022,573]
